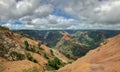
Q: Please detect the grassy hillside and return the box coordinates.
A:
[0,26,68,72]
[17,30,120,48]
[17,30,120,60]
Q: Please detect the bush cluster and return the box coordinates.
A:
[46,57,65,70]
[8,51,25,60]
[25,53,38,63]
[0,26,9,30]
[24,40,39,53]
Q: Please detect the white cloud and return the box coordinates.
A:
[56,0,120,24]
[94,0,120,24]
[29,15,79,30]
[34,4,53,17]
[0,0,53,21]
[0,0,120,30]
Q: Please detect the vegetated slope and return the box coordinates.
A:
[56,30,120,59]
[74,31,106,49]
[0,26,68,72]
[74,30,120,49]
[18,30,120,60]
[57,34,120,72]
[51,49,69,63]
[55,32,89,59]
[17,30,120,48]
[16,30,63,47]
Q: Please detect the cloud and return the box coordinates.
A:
[33,4,53,17]
[0,0,53,21]
[94,0,120,24]
[30,15,79,30]
[0,0,120,30]
[56,0,120,24]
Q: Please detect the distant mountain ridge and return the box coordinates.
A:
[16,30,120,47]
[16,30,120,59]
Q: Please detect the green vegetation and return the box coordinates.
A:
[46,57,65,70]
[23,66,39,72]
[58,41,74,59]
[62,46,73,59]
[0,41,37,63]
[67,60,74,64]
[24,40,39,53]
[82,37,95,48]
[77,32,106,49]
[7,50,38,63]
[8,51,25,60]
[24,41,41,53]
[24,40,51,59]
[0,43,8,55]
[0,26,9,30]
[43,52,49,59]
[50,50,54,56]
[57,40,87,59]
[82,37,105,49]
[25,53,38,63]
[24,40,29,50]
[0,42,26,61]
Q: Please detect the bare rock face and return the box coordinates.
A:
[58,34,120,72]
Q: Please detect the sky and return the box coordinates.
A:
[0,0,120,30]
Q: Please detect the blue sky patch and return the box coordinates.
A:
[13,20,23,25]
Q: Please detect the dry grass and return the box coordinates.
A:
[23,66,39,72]
[0,64,3,72]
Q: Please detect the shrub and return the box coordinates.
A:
[43,52,49,59]
[24,40,29,50]
[8,51,25,60]
[0,43,8,54]
[25,53,38,63]
[50,50,54,56]
[24,41,40,53]
[46,57,65,70]
[0,26,9,30]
